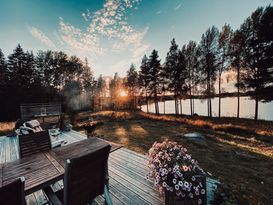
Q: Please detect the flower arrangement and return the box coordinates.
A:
[147,140,206,205]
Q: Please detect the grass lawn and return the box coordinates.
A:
[1,110,272,204]
[74,110,273,205]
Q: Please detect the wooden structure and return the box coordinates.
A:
[0,130,219,205]
[18,130,51,158]
[0,177,26,205]
[0,137,119,195]
[44,144,112,205]
[20,103,62,122]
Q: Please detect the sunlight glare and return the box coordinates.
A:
[120,90,127,97]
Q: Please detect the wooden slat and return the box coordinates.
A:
[0,138,6,164]
[0,131,219,205]
[1,153,63,195]
[5,137,11,162]
[0,164,2,187]
[33,190,48,205]
[25,194,38,205]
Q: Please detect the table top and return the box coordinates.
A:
[50,137,120,167]
[0,137,121,195]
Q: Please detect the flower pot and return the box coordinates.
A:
[164,175,206,205]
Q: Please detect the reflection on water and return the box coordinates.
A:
[141,97,273,121]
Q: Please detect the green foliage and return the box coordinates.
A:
[0,45,95,120]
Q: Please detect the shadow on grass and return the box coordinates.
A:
[74,111,273,204]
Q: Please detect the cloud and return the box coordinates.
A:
[60,0,150,66]
[156,10,162,15]
[58,19,104,62]
[29,0,150,74]
[174,3,182,10]
[29,27,56,48]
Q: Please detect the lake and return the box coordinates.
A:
[141,97,273,121]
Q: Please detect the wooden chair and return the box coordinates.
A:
[44,144,113,205]
[0,177,26,205]
[18,130,51,158]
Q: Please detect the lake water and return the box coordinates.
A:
[141,97,273,121]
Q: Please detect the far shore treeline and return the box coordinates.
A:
[127,5,273,120]
[0,5,272,121]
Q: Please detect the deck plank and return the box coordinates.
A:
[0,131,217,205]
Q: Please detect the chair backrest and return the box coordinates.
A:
[63,144,111,205]
[0,177,26,205]
[18,130,52,158]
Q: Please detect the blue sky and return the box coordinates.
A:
[0,0,271,77]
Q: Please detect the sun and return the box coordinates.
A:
[120,90,127,97]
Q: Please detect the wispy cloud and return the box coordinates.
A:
[29,0,150,73]
[29,27,56,48]
[174,3,182,10]
[156,10,162,15]
[61,0,149,62]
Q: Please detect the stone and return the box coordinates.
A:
[184,132,205,140]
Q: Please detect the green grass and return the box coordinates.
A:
[74,110,273,205]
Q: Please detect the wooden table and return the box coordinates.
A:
[0,137,121,195]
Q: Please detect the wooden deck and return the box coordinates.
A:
[0,130,218,205]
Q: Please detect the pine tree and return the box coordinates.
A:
[52,51,69,89]
[0,49,8,85]
[218,24,232,118]
[96,75,106,110]
[165,38,180,116]
[177,46,188,115]
[240,6,273,120]
[125,64,139,110]
[229,30,247,119]
[139,55,151,113]
[110,73,123,110]
[35,50,54,87]
[185,41,200,115]
[159,62,169,115]
[81,58,94,109]
[199,26,220,117]
[7,44,27,87]
[81,58,94,91]
[148,50,161,115]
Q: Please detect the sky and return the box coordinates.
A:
[0,0,271,77]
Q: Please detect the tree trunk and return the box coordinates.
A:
[174,91,176,116]
[207,98,210,117]
[163,99,166,115]
[174,92,178,117]
[156,100,159,115]
[190,88,193,115]
[146,91,149,113]
[155,91,159,115]
[254,95,258,121]
[179,98,182,115]
[192,97,194,114]
[192,88,195,114]
[207,79,210,117]
[218,72,221,118]
[154,100,157,115]
[209,98,212,117]
[237,68,240,119]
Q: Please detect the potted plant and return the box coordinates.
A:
[147,140,206,205]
